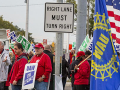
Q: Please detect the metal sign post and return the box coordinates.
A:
[44,2,74,90]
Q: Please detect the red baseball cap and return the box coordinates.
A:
[34,43,44,49]
[76,51,85,58]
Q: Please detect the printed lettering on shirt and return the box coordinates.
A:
[36,60,39,63]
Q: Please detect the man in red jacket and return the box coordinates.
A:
[73,51,90,90]
[30,43,52,90]
[9,43,28,90]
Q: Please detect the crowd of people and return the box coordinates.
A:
[0,41,52,90]
[0,40,120,90]
[62,50,91,90]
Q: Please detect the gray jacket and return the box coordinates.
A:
[0,50,10,82]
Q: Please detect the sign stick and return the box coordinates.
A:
[78,54,92,66]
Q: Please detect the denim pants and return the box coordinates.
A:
[33,80,48,90]
[11,84,21,90]
[11,84,28,90]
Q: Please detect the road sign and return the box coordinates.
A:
[43,39,47,45]
[44,3,74,33]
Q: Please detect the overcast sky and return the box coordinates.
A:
[0,0,76,49]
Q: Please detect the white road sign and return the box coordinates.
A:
[44,3,74,33]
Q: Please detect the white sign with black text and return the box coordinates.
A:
[44,3,74,32]
[22,63,38,89]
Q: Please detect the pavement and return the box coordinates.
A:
[65,82,72,90]
[9,82,72,90]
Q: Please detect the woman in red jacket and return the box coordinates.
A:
[73,51,90,90]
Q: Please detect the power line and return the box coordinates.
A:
[0,4,44,7]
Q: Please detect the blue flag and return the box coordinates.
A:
[90,0,120,90]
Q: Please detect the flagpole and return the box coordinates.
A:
[67,33,70,53]
[78,54,92,66]
[25,0,29,40]
[71,54,92,72]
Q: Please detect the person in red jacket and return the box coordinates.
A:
[69,49,75,64]
[9,43,28,90]
[10,47,18,60]
[73,51,90,90]
[30,43,52,90]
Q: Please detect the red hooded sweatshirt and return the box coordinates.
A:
[9,53,28,84]
[30,52,52,82]
[74,60,90,85]
[69,52,73,64]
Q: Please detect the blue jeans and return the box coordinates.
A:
[11,84,28,90]
[33,80,48,90]
[11,84,21,90]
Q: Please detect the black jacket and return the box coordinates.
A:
[70,59,81,87]
[43,50,54,79]
[62,55,69,79]
[87,57,91,84]
[43,50,54,90]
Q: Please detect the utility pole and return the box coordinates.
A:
[76,0,87,52]
[55,0,63,76]
[25,0,29,40]
[67,33,70,53]
[87,0,90,35]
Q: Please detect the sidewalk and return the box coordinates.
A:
[9,82,72,90]
[65,82,72,90]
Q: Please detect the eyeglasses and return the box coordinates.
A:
[35,47,42,50]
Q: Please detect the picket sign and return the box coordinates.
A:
[16,35,31,52]
[87,37,93,52]
[55,75,63,90]
[6,29,10,39]
[9,31,17,42]
[22,54,45,89]
[113,40,120,53]
[22,63,38,89]
[31,42,35,54]
[9,43,14,52]
[72,42,76,49]
[78,35,90,51]
[27,45,33,54]
[87,38,120,53]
